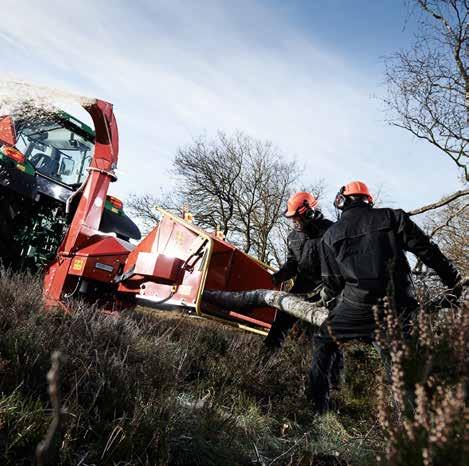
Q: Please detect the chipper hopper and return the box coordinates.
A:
[115,210,279,333]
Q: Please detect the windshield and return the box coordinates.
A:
[15,119,94,186]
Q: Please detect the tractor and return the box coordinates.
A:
[0,105,140,270]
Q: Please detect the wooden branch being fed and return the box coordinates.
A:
[408,189,469,216]
[203,289,328,326]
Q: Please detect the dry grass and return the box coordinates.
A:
[0,269,465,465]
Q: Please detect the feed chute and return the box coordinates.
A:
[117,209,277,334]
[43,99,125,304]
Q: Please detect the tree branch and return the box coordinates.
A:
[408,188,469,215]
[428,202,469,237]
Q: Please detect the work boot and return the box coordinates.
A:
[310,394,330,415]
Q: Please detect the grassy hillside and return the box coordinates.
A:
[0,270,466,465]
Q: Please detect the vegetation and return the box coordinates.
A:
[384,0,468,181]
[0,269,466,465]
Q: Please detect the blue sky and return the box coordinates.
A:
[0,0,463,214]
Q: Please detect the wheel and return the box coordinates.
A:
[0,197,20,268]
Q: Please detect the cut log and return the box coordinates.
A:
[202,289,328,327]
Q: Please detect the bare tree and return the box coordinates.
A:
[172,132,245,237]
[229,139,302,263]
[423,196,469,274]
[384,0,468,180]
[127,192,172,232]
[128,131,325,266]
[127,133,245,234]
[410,194,468,304]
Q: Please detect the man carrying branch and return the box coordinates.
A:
[310,181,462,413]
[263,192,344,389]
[264,192,333,349]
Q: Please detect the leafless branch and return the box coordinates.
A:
[407,188,469,215]
[384,0,469,179]
[427,201,469,236]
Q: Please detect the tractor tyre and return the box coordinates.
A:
[0,198,19,268]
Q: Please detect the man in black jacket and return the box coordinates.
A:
[264,191,334,349]
[264,193,344,390]
[310,181,462,413]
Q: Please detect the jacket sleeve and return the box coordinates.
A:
[394,209,460,288]
[273,237,298,282]
[319,237,345,300]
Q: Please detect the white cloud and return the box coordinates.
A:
[0,0,462,215]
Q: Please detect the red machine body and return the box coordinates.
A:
[117,210,277,333]
[43,99,277,334]
[43,99,127,304]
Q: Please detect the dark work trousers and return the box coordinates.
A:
[265,286,321,348]
[308,299,414,413]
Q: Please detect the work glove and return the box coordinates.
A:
[271,272,283,287]
[318,287,336,310]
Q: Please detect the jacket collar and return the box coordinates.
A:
[341,201,372,218]
[304,215,330,237]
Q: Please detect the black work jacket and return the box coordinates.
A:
[320,203,459,308]
[276,217,333,294]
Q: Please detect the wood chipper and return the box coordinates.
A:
[1,95,326,334]
[9,98,279,335]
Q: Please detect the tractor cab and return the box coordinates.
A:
[14,112,95,202]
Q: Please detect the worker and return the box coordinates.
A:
[264,192,333,348]
[310,181,462,413]
[263,192,343,387]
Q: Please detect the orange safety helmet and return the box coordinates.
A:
[334,180,373,209]
[284,191,319,218]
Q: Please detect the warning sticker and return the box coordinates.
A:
[72,258,84,271]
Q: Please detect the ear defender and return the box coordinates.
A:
[301,199,316,219]
[334,186,346,210]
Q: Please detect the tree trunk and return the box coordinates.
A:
[202,289,328,326]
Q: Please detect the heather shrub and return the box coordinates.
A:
[374,300,467,466]
[0,269,466,465]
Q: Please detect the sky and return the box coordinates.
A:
[0,0,464,214]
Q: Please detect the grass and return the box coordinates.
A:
[0,269,465,465]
